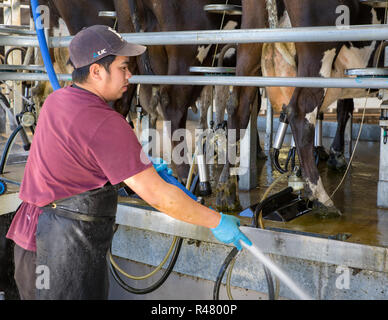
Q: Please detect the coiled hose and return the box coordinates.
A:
[213,246,276,300]
[108,235,183,295]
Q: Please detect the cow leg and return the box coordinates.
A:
[286,86,340,217]
[159,85,192,184]
[215,0,267,211]
[255,88,267,160]
[214,28,264,211]
[214,85,229,130]
[327,98,354,171]
[198,86,213,130]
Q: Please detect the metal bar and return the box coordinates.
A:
[0,24,31,30]
[0,35,41,47]
[128,75,388,89]
[1,73,388,89]
[0,73,72,81]
[0,64,45,71]
[0,26,36,35]
[1,24,388,47]
[0,3,29,9]
[239,93,258,190]
[265,97,273,151]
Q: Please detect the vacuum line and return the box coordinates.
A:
[240,240,313,300]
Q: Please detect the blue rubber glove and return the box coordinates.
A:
[149,157,173,175]
[211,213,252,250]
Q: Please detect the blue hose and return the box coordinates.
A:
[30,0,61,91]
[0,180,6,195]
[158,169,197,201]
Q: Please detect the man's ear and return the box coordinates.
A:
[89,63,102,81]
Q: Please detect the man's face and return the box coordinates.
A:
[98,56,132,102]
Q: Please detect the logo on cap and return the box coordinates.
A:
[93,49,107,58]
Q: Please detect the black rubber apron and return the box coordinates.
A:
[36,183,118,300]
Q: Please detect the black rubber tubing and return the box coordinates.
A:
[108,237,183,295]
[213,247,275,300]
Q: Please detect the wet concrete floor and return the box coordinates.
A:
[227,134,388,249]
[1,124,387,249]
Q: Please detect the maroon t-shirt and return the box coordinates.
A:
[6,86,152,251]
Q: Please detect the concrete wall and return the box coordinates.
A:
[109,217,388,300]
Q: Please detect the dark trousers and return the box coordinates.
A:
[14,244,36,300]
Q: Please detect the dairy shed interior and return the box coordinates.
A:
[0,0,388,302]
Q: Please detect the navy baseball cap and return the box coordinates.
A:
[69,25,146,68]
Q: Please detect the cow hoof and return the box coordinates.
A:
[215,181,242,213]
[311,200,342,218]
[327,152,347,171]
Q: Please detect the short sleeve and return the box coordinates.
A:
[89,115,152,185]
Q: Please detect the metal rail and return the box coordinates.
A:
[0,73,72,82]
[0,26,36,35]
[0,73,387,89]
[129,75,388,89]
[0,24,388,47]
[0,64,45,72]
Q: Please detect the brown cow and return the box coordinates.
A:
[231,0,385,215]
[113,0,242,184]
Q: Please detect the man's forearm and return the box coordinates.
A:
[124,167,221,229]
[151,182,221,229]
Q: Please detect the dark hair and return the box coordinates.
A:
[69,55,117,84]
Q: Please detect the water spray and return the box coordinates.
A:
[240,239,313,300]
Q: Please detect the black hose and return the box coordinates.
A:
[108,237,183,295]
[284,148,293,172]
[213,247,238,300]
[4,47,26,65]
[262,266,275,300]
[213,247,275,300]
[272,148,288,174]
[0,124,24,174]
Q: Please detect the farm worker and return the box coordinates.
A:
[6,25,251,300]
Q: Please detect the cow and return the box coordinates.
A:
[228,0,386,215]
[32,0,246,206]
[113,0,242,184]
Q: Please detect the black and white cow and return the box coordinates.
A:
[229,0,386,214]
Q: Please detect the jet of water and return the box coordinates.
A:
[240,240,313,300]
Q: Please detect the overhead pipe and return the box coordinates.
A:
[1,73,388,89]
[1,24,388,47]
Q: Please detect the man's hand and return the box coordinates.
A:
[211,213,252,250]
